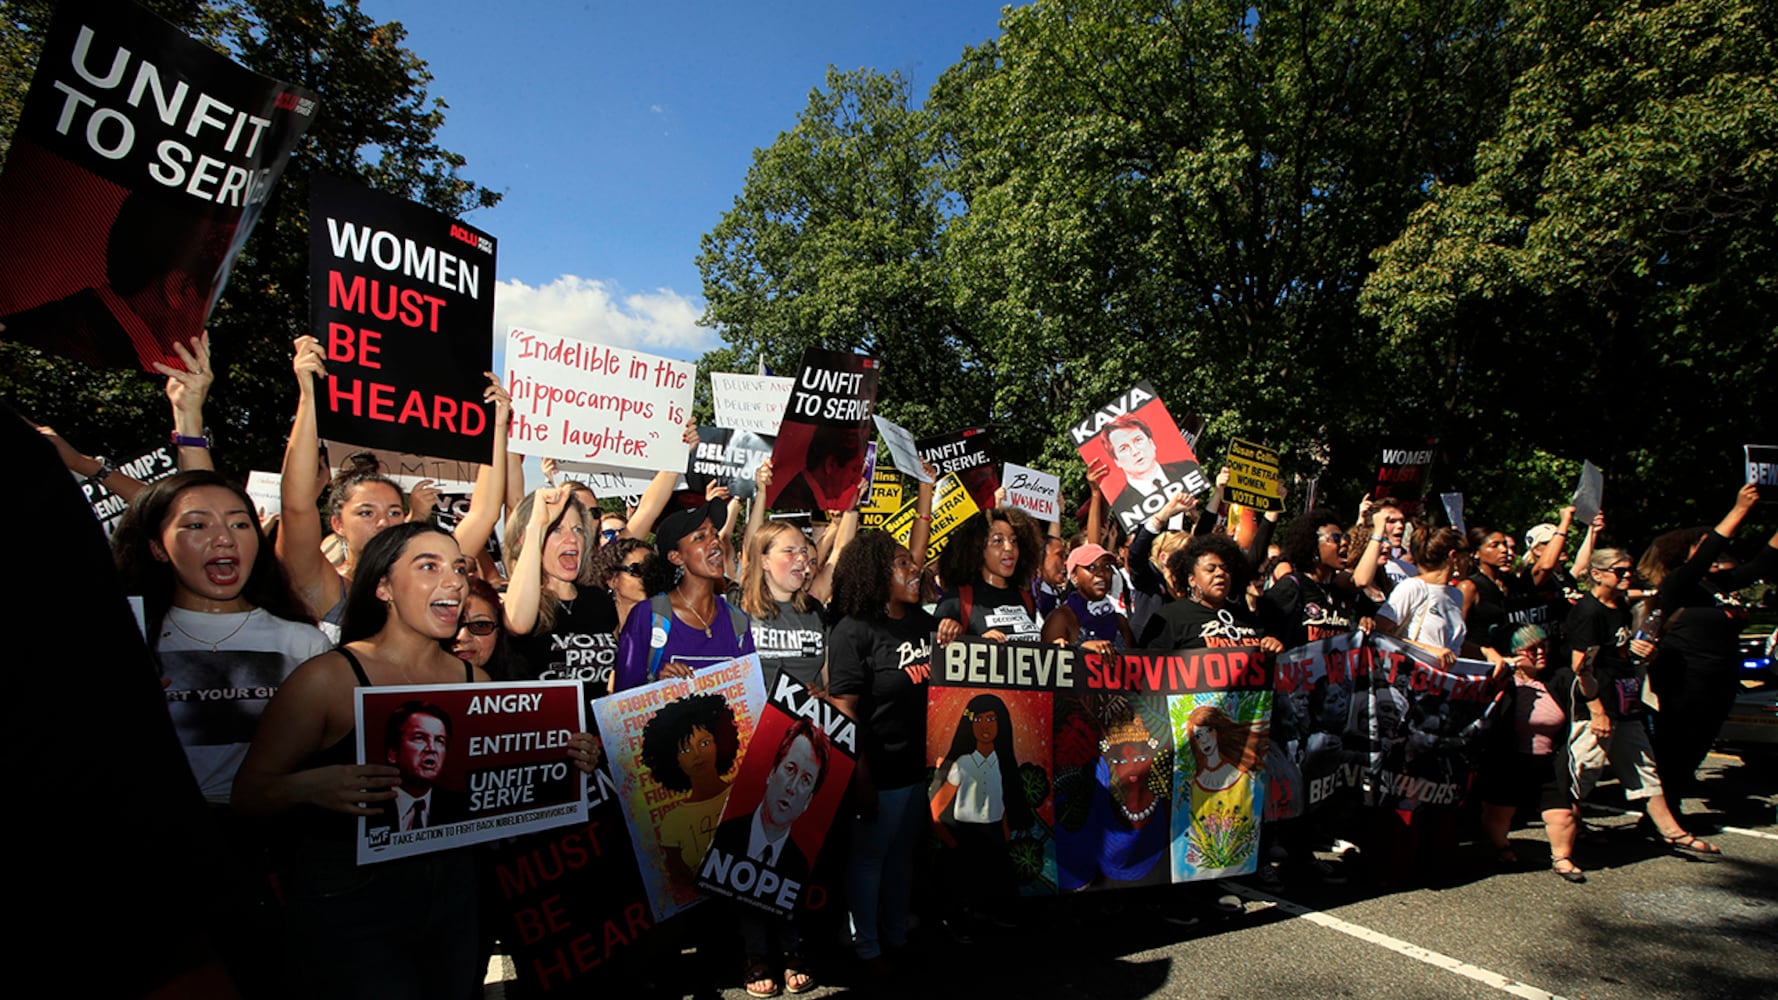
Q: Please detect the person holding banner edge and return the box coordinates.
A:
[935,505,1047,646]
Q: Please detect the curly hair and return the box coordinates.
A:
[1279,509,1344,575]
[1168,534,1251,601]
[639,693,739,792]
[830,529,901,620]
[591,537,658,593]
[938,506,1045,593]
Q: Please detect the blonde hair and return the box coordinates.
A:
[739,521,816,620]
[1584,546,1627,578]
[503,489,590,633]
[1150,530,1191,593]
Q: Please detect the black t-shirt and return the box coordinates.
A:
[1565,594,1641,718]
[749,598,828,693]
[1259,573,1354,650]
[827,608,936,789]
[1141,599,1265,650]
[934,581,1042,642]
[509,589,621,693]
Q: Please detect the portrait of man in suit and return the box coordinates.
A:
[706,718,831,891]
[371,700,467,833]
[1103,415,1199,516]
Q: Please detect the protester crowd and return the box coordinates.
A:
[34,333,1778,1000]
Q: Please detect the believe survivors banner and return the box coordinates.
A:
[1267,632,1499,821]
[355,682,588,865]
[696,674,857,917]
[0,0,316,372]
[1072,383,1211,534]
[930,637,1273,894]
[591,655,769,923]
[310,176,497,464]
[766,349,879,511]
[506,327,694,473]
[684,426,773,501]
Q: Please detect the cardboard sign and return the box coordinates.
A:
[766,350,879,511]
[1572,460,1603,526]
[1373,439,1437,516]
[859,466,904,531]
[504,327,694,472]
[1071,382,1210,534]
[918,426,998,515]
[872,414,929,483]
[695,674,857,917]
[684,426,773,501]
[556,460,679,507]
[1748,445,1778,504]
[0,0,316,372]
[591,655,770,923]
[1003,462,1060,521]
[1223,438,1282,512]
[887,471,979,559]
[355,681,588,865]
[245,470,281,518]
[83,442,178,537]
[712,372,794,436]
[321,440,478,493]
[1439,492,1466,534]
[309,176,497,463]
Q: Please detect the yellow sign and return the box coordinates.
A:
[1224,438,1282,512]
[885,472,979,558]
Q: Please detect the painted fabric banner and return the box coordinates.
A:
[1267,631,1500,821]
[696,674,857,917]
[591,655,769,923]
[0,0,316,372]
[929,637,1273,895]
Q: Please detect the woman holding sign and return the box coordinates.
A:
[613,497,757,691]
[235,522,602,998]
[935,506,1047,645]
[276,335,512,640]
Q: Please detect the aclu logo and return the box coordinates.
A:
[274,91,317,117]
[366,826,390,850]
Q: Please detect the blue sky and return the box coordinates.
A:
[361,1,1014,362]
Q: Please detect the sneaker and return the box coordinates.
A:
[1331,839,1360,856]
[1214,893,1245,915]
[1258,861,1286,888]
[1309,858,1349,885]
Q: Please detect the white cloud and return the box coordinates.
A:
[493,275,715,359]
[649,103,664,114]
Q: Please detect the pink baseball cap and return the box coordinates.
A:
[1066,543,1114,572]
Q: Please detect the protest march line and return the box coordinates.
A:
[1217,881,1569,1000]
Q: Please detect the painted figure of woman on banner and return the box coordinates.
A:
[1171,694,1269,879]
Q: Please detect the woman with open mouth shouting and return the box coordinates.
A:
[613,494,756,691]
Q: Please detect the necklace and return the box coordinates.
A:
[673,591,713,638]
[167,608,253,652]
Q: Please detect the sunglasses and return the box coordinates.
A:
[614,562,648,577]
[1597,566,1633,578]
[459,620,498,636]
[600,528,621,542]
[1319,532,1348,544]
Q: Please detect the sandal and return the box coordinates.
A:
[783,951,816,995]
[744,958,781,999]
[1662,833,1722,856]
[1551,857,1586,884]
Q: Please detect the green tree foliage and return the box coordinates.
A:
[0,0,497,477]
[696,67,993,440]
[1362,0,1778,540]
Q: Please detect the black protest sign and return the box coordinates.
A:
[84,442,178,537]
[309,175,497,464]
[0,0,315,373]
[1746,445,1778,505]
[696,674,857,917]
[1071,382,1211,534]
[918,426,999,515]
[685,426,774,501]
[1374,439,1437,516]
[766,349,878,511]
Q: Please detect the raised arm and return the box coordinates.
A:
[275,336,342,620]
[1085,459,1108,547]
[1570,511,1603,577]
[622,421,697,542]
[450,374,512,558]
[38,424,147,502]
[811,509,858,604]
[1529,506,1575,586]
[155,332,215,473]
[740,459,774,580]
[503,485,571,635]
[908,459,939,568]
[1348,508,1390,591]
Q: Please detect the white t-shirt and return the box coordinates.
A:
[1378,577,1467,655]
[947,750,1004,824]
[157,608,333,802]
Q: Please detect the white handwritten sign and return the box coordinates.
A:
[504,327,693,472]
[245,470,282,518]
[1002,462,1060,520]
[712,373,795,436]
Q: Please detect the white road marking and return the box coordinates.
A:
[1582,803,1778,842]
[1218,881,1568,1000]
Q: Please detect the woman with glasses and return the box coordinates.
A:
[449,576,524,679]
[1260,509,1381,650]
[1564,545,1715,853]
[935,506,1049,645]
[737,520,833,695]
[592,537,659,633]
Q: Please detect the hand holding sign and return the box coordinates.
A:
[296,763,399,816]
[155,331,213,421]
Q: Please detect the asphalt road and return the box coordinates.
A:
[487,751,1776,999]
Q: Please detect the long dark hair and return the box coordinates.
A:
[112,470,312,638]
[938,506,1044,594]
[830,530,901,620]
[1279,509,1343,576]
[340,522,458,644]
[457,576,522,680]
[939,692,1032,830]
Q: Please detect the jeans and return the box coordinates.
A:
[846,782,925,959]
